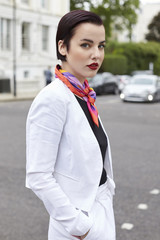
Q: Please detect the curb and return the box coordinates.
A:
[0,94,34,102]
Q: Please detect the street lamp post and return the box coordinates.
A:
[13,0,16,97]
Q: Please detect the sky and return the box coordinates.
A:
[140,0,160,3]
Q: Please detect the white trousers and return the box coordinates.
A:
[48,181,116,240]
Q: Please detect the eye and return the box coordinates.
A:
[98,44,105,49]
[80,43,90,48]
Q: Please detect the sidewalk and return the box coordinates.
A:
[0,93,35,102]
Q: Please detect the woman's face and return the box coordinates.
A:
[58,23,105,84]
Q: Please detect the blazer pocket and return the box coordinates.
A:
[54,169,79,182]
[53,170,80,194]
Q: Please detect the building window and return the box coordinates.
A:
[21,0,29,3]
[41,0,48,8]
[0,18,11,50]
[22,22,30,50]
[42,25,49,51]
[24,70,29,78]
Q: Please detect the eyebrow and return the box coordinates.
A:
[80,39,106,44]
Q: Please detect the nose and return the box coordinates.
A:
[91,47,101,60]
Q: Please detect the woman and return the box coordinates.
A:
[26,10,116,240]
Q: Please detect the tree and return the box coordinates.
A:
[70,0,92,10]
[145,12,160,42]
[70,0,140,40]
[120,0,140,41]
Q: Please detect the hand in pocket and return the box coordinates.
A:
[73,229,90,239]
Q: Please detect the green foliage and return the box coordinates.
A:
[70,0,92,10]
[121,0,140,41]
[105,41,160,75]
[70,0,140,40]
[154,55,160,75]
[100,54,127,75]
[146,12,160,42]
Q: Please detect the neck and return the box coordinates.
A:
[61,63,85,85]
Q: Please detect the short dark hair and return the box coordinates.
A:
[56,10,104,61]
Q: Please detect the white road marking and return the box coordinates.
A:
[121,223,134,230]
[150,189,160,195]
[137,204,148,210]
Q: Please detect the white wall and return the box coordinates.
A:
[116,2,160,42]
[133,3,160,42]
[0,0,70,97]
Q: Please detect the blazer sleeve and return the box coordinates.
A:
[26,87,93,236]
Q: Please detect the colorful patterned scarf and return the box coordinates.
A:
[55,65,99,127]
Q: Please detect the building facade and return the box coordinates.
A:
[115,1,160,43]
[0,0,70,97]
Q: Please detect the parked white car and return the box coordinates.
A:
[116,75,131,93]
[120,75,160,102]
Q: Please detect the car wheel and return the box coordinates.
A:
[95,89,101,95]
[153,93,158,102]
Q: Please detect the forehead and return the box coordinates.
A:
[72,23,105,41]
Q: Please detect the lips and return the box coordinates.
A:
[87,63,99,70]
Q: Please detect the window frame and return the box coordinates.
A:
[42,25,49,51]
[22,22,30,51]
[41,0,48,9]
[0,18,11,51]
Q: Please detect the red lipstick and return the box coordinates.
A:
[87,63,99,70]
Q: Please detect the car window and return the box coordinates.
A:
[94,75,102,83]
[89,74,103,85]
[130,78,154,85]
[157,79,160,87]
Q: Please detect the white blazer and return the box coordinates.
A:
[26,78,115,236]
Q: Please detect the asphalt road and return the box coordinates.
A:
[0,95,160,240]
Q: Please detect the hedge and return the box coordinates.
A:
[100,54,127,75]
[103,41,160,75]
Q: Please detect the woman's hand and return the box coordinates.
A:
[80,230,90,239]
[73,229,90,240]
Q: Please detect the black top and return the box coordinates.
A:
[75,96,107,185]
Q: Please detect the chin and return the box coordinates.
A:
[88,71,98,78]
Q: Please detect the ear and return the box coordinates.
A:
[58,40,67,56]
